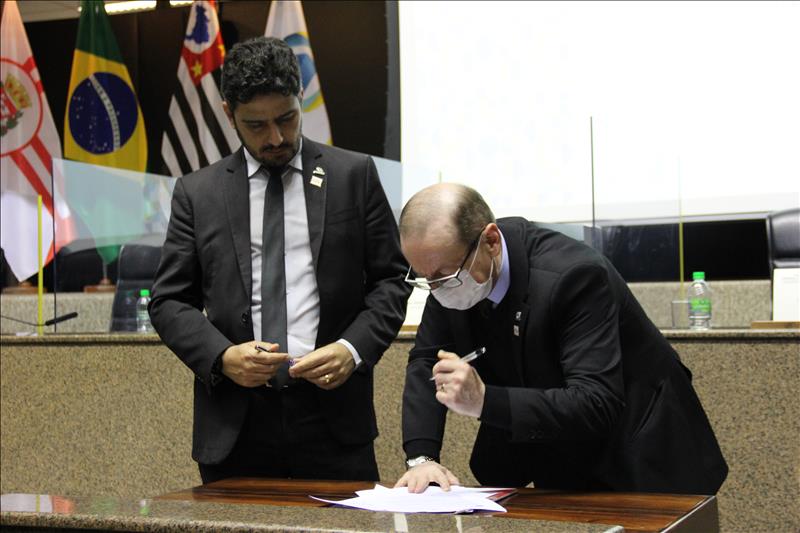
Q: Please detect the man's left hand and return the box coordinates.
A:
[432,350,485,417]
[289,342,355,390]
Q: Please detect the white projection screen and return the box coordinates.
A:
[399,1,800,222]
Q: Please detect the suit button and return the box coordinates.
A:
[241,313,249,324]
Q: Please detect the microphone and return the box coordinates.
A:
[1,312,79,327]
[44,312,78,326]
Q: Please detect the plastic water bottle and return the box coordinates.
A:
[136,289,153,333]
[687,272,712,330]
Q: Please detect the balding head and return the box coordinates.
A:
[400,183,500,289]
[399,183,495,248]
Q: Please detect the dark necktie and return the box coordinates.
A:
[262,166,289,388]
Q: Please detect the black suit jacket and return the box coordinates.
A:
[150,139,411,464]
[403,217,727,494]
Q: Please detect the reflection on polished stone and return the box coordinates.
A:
[1,493,75,514]
[1,492,613,532]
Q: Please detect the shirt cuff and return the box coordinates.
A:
[208,349,227,390]
[479,384,512,431]
[403,438,441,462]
[336,338,362,368]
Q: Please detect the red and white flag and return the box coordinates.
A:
[1,0,74,281]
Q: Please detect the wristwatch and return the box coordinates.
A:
[405,455,436,469]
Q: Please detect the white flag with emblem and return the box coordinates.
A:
[265,0,332,145]
[1,0,74,281]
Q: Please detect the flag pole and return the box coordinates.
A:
[590,117,596,230]
[677,157,685,298]
[37,195,44,336]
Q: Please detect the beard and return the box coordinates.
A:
[256,142,298,168]
[233,127,301,169]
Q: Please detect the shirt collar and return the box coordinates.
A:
[487,229,510,306]
[243,138,304,179]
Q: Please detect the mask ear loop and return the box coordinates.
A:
[465,233,484,275]
[468,226,499,282]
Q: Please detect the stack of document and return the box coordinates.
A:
[311,484,511,514]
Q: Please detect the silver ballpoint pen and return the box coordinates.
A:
[429,346,487,380]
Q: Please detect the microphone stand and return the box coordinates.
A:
[0,312,79,333]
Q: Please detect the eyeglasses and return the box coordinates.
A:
[404,233,482,291]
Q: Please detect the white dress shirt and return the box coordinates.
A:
[244,144,360,364]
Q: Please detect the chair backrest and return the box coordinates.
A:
[110,244,162,332]
[54,244,111,292]
[766,208,800,274]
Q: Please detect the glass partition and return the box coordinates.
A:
[1,154,425,335]
[0,159,175,335]
[1,142,789,335]
[372,155,441,328]
[53,159,176,333]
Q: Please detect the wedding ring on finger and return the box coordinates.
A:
[438,382,446,393]
[324,373,332,384]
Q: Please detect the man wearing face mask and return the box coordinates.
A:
[395,183,727,495]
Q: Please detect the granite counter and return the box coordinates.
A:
[0,493,614,533]
[1,329,798,532]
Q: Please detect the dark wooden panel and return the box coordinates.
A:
[159,477,373,507]
[500,490,709,532]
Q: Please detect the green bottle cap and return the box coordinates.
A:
[692,272,705,280]
[140,289,150,297]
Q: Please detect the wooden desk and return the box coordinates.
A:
[158,477,718,533]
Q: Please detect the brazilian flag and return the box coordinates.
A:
[64,0,147,173]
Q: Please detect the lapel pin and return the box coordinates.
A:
[310,176,324,187]
[515,311,522,321]
[313,166,325,176]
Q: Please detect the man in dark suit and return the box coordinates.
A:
[395,183,727,494]
[149,37,410,483]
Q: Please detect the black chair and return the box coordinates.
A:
[53,244,119,292]
[0,248,18,290]
[110,243,162,332]
[766,208,800,277]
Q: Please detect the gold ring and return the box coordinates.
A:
[439,383,445,392]
[324,374,331,384]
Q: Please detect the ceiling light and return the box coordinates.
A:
[78,1,158,15]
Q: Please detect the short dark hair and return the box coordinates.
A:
[221,36,301,111]
[452,186,495,245]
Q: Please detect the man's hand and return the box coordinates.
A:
[288,341,355,390]
[432,350,486,417]
[394,461,460,493]
[221,341,289,387]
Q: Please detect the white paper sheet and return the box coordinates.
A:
[310,484,509,514]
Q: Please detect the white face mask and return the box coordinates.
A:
[432,246,494,310]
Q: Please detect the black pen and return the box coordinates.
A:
[429,347,486,380]
[256,344,295,366]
